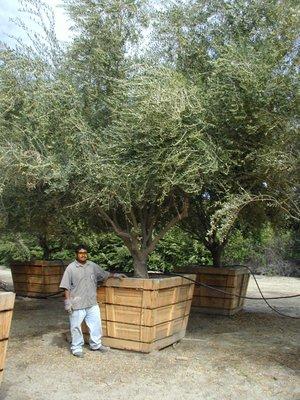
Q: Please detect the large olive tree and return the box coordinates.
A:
[155,0,300,265]
[0,0,217,277]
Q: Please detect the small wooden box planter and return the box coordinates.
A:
[83,274,195,353]
[0,292,15,385]
[10,260,66,298]
[174,265,250,316]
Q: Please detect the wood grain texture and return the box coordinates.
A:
[174,266,250,315]
[11,261,66,297]
[83,274,195,352]
[0,292,15,385]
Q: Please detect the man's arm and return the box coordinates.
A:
[59,268,73,313]
[64,289,73,313]
[108,272,127,280]
[94,263,126,281]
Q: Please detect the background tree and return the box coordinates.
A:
[155,0,299,265]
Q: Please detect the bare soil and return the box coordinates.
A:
[0,268,299,400]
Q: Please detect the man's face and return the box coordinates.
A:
[76,249,88,264]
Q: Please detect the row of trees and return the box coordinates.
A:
[0,0,299,277]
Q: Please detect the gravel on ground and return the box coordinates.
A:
[0,268,299,400]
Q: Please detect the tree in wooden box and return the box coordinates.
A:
[0,292,15,385]
[173,0,299,314]
[178,190,255,315]
[95,274,195,352]
[73,62,218,350]
[0,2,216,351]
[1,188,75,298]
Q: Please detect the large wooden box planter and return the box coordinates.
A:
[10,260,66,298]
[0,292,15,385]
[84,274,196,353]
[174,265,250,316]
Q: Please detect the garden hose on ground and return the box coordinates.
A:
[164,265,300,319]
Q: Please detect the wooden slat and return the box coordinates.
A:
[0,291,15,386]
[102,315,188,343]
[0,293,15,312]
[102,274,196,290]
[98,284,194,309]
[192,296,239,309]
[174,265,249,276]
[193,285,238,298]
[102,328,187,353]
[192,305,244,316]
[0,311,13,341]
[100,300,192,326]
[10,260,67,267]
[11,274,62,284]
[197,274,238,287]
[12,291,63,298]
[0,339,8,371]
[11,265,64,275]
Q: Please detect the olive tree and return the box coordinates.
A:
[70,66,217,277]
[0,0,217,277]
[155,0,300,265]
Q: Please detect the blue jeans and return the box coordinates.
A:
[69,304,102,355]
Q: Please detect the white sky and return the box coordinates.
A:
[0,0,72,45]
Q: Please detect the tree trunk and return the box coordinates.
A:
[38,235,51,260]
[132,253,149,278]
[210,244,224,267]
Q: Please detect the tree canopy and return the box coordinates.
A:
[0,0,299,274]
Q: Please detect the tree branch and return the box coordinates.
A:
[145,194,189,255]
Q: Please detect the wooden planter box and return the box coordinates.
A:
[83,274,195,352]
[10,260,66,298]
[0,292,15,385]
[174,265,250,316]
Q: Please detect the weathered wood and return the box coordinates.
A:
[11,274,63,284]
[10,260,66,267]
[102,315,189,342]
[0,311,13,340]
[11,261,66,298]
[0,292,15,385]
[97,284,194,309]
[101,329,187,353]
[0,341,8,373]
[100,300,192,326]
[0,292,15,312]
[83,274,195,353]
[174,266,250,315]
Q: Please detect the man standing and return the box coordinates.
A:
[60,244,126,358]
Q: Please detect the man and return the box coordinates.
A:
[60,244,126,358]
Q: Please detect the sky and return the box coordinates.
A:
[0,0,72,46]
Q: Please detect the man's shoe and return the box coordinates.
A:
[92,345,110,353]
[72,352,84,358]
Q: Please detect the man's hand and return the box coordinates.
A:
[64,299,73,314]
[0,280,8,291]
[114,273,127,280]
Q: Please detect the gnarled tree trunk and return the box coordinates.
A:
[132,253,149,278]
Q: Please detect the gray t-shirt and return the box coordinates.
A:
[59,260,110,310]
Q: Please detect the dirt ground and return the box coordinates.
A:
[0,268,299,400]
